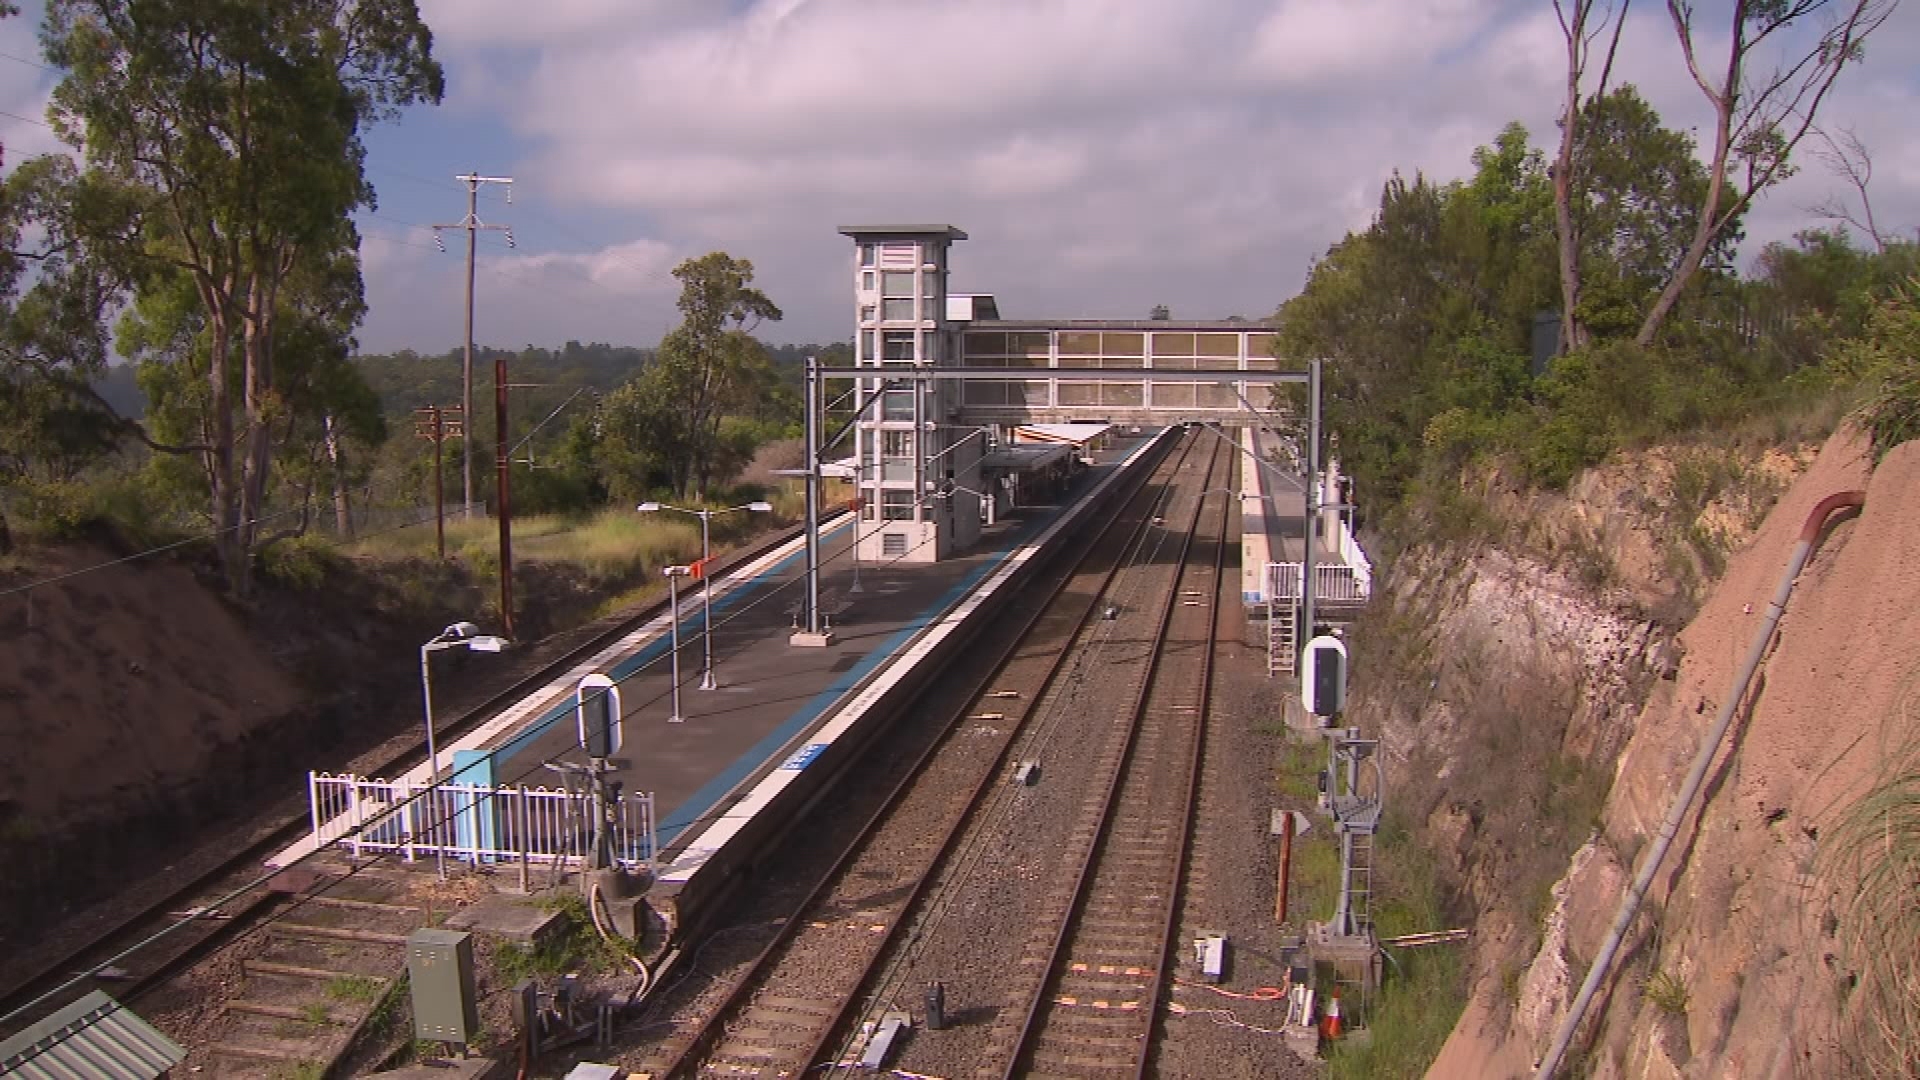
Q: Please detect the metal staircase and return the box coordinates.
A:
[1269,595,1297,676]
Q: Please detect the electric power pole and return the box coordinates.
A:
[433,174,514,522]
[433,174,517,635]
[413,405,463,560]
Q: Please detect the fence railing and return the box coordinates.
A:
[1266,561,1371,605]
[1333,518,1374,596]
[307,772,657,874]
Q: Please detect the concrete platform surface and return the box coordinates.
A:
[496,508,1058,853]
[440,892,569,944]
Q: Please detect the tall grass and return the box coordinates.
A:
[1326,818,1467,1079]
[344,500,796,581]
[1820,680,1920,1079]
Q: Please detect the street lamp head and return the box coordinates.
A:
[747,501,773,513]
[636,501,663,513]
[441,620,481,640]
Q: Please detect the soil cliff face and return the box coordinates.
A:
[1414,429,1919,1078]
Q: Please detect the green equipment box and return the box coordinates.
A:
[407,928,479,1044]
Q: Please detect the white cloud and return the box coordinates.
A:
[12,0,1920,352]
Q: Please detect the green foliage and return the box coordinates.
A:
[493,894,636,982]
[594,254,794,500]
[1325,945,1467,1080]
[12,0,443,595]
[1819,683,1920,1078]
[325,974,383,1003]
[1834,278,1920,460]
[1643,969,1691,1015]
[1278,106,1915,522]
[258,533,337,591]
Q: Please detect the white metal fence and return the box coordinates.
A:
[307,772,658,873]
[1266,561,1371,605]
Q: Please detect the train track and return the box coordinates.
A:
[0,515,842,1040]
[994,429,1230,1078]
[641,430,1222,1078]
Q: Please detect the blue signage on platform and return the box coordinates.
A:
[779,743,829,771]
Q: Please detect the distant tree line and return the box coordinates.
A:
[0,4,853,587]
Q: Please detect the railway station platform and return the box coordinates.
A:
[271,429,1170,934]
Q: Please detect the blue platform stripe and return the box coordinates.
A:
[653,509,1057,846]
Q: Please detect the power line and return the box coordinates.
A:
[0,108,53,129]
[0,48,55,72]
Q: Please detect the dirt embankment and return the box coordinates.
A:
[1428,429,1919,1078]
[0,541,671,951]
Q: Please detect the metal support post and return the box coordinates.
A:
[698,513,715,688]
[1304,356,1321,652]
[419,645,445,880]
[792,354,833,645]
[432,173,513,521]
[666,568,686,722]
[806,355,821,633]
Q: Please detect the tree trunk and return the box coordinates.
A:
[1553,14,1588,355]
[236,273,277,597]
[324,414,353,539]
[1635,77,1735,347]
[205,307,243,591]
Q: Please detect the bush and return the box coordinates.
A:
[258,533,337,591]
[1836,280,1920,460]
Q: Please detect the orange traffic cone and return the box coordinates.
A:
[1321,988,1344,1040]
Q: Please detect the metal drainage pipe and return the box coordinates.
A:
[1535,489,1866,1078]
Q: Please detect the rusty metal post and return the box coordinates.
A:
[433,407,446,560]
[1276,811,1295,924]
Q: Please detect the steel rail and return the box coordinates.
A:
[999,433,1230,1078]
[652,432,1191,1078]
[0,513,845,1030]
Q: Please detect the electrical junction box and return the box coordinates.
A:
[407,927,479,1044]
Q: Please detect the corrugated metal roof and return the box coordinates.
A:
[0,991,186,1080]
[982,444,1072,470]
[1014,423,1114,445]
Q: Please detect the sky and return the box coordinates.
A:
[3,0,1918,354]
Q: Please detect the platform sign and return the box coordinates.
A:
[577,674,622,759]
[779,743,829,771]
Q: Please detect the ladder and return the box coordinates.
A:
[1269,597,1297,676]
[1267,562,1301,676]
[1346,827,1375,937]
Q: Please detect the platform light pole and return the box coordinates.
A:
[662,565,691,721]
[638,501,772,689]
[419,621,509,879]
[800,355,824,640]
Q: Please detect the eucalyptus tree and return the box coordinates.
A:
[1637,0,1898,346]
[39,0,442,592]
[600,253,787,499]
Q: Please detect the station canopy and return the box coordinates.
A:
[1012,423,1114,447]
[980,443,1073,471]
